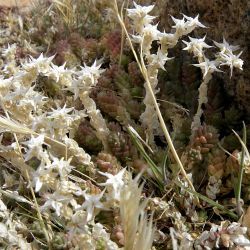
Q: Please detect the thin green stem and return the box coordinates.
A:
[174,181,238,220]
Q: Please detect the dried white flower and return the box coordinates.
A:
[213,38,244,77]
[31,161,57,192]
[78,190,105,222]
[41,191,75,217]
[22,134,49,161]
[193,57,222,78]
[49,155,74,180]
[127,2,155,33]
[182,14,207,30]
[183,36,212,58]
[218,50,243,77]
[171,14,206,37]
[77,60,105,85]
[48,62,74,85]
[159,31,178,49]
[47,104,75,138]
[47,104,74,119]
[148,48,173,70]
[214,37,240,53]
[23,53,54,75]
[99,168,126,201]
[2,43,17,60]
[127,2,154,20]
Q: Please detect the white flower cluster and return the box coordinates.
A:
[127,2,206,54]
[1,46,109,145]
[126,2,208,145]
[182,35,244,132]
[126,2,244,139]
[214,38,244,77]
[188,37,244,79]
[2,44,17,61]
[183,33,243,132]
[0,48,120,246]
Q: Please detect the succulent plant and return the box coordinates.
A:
[74,120,103,154]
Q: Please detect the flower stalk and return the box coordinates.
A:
[112,0,196,193]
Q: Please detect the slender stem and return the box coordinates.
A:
[112,1,143,73]
[118,1,126,66]
[236,122,246,216]
[142,63,196,193]
[112,0,196,194]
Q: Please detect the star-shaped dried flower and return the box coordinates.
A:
[182,14,207,29]
[171,16,186,33]
[213,37,240,53]
[143,23,161,41]
[48,62,74,85]
[22,134,48,161]
[2,43,17,59]
[50,155,74,179]
[47,104,74,119]
[171,14,206,37]
[183,36,212,58]
[193,57,222,78]
[158,31,177,48]
[77,60,105,84]
[40,191,74,216]
[23,53,54,74]
[213,38,243,77]
[148,48,173,70]
[127,1,155,19]
[32,161,57,192]
[218,50,243,77]
[99,168,126,201]
[78,190,105,222]
[127,2,156,33]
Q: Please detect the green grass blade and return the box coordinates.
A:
[174,180,238,220]
[234,122,247,216]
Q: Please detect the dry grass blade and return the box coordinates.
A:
[128,125,154,153]
[0,189,33,206]
[233,122,248,216]
[0,115,66,149]
[120,175,154,250]
[52,0,74,28]
[133,212,155,250]
[0,115,35,135]
[127,125,164,190]
[174,180,238,220]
